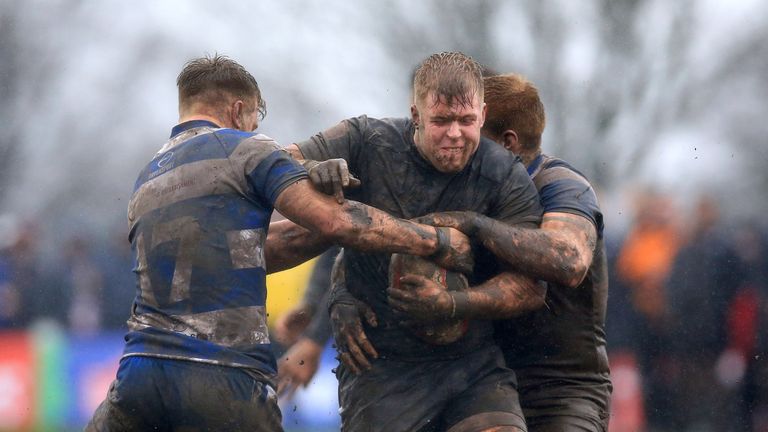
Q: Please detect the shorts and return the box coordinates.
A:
[336,345,526,432]
[86,356,282,432]
[524,414,607,432]
[517,370,612,432]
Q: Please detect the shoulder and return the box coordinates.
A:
[348,116,412,151]
[536,154,604,233]
[534,155,593,189]
[212,129,279,148]
[369,116,412,144]
[223,131,287,171]
[472,137,526,184]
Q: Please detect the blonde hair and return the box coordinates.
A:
[412,52,484,107]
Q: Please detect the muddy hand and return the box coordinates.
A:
[273,304,312,346]
[430,227,474,274]
[388,274,453,323]
[277,337,324,401]
[415,211,481,237]
[330,300,378,374]
[304,158,361,204]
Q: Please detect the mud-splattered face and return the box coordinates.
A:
[411,90,486,174]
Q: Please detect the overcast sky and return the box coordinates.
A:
[1,0,766,245]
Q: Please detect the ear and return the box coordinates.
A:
[501,130,519,152]
[410,104,420,127]
[231,100,244,130]
[479,102,487,128]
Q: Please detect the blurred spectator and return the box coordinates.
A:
[62,236,105,334]
[665,195,742,430]
[727,222,768,431]
[96,231,137,330]
[0,258,23,327]
[612,190,684,430]
[0,219,66,327]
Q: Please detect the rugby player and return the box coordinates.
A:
[279,52,545,432]
[85,54,474,432]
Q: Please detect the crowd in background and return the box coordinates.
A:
[605,191,768,431]
[1,190,766,432]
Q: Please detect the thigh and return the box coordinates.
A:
[441,349,526,432]
[526,415,606,432]
[164,361,283,432]
[336,359,448,432]
[86,356,168,432]
[87,357,283,432]
[516,372,611,432]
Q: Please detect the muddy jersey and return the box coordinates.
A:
[297,115,542,361]
[123,120,307,376]
[495,154,611,417]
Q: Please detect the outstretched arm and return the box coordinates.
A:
[265,157,360,272]
[419,211,597,288]
[274,179,474,274]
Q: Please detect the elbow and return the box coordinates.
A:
[554,245,590,288]
[560,260,589,288]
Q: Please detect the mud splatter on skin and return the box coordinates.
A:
[344,202,374,227]
[451,271,546,319]
[263,220,331,273]
[472,213,597,289]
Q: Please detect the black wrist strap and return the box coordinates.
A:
[427,227,449,261]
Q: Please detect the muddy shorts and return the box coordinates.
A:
[86,356,282,432]
[517,371,612,432]
[336,345,526,432]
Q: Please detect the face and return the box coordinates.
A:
[411,91,486,174]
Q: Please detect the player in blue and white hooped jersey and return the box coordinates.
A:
[86,54,474,432]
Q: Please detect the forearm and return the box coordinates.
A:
[327,249,354,310]
[274,180,471,273]
[473,215,589,288]
[265,220,333,273]
[328,200,440,258]
[452,271,546,320]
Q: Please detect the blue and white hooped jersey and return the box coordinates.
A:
[123,120,307,376]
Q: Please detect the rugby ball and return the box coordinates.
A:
[389,253,470,345]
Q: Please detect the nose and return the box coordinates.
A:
[447,121,461,139]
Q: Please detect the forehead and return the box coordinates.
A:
[420,91,482,116]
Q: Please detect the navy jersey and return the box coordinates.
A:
[123,120,307,377]
[298,115,542,360]
[496,154,611,417]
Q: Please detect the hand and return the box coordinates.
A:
[303,158,361,204]
[431,227,474,275]
[415,211,482,236]
[273,305,313,346]
[388,274,454,323]
[277,338,324,401]
[330,300,378,374]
